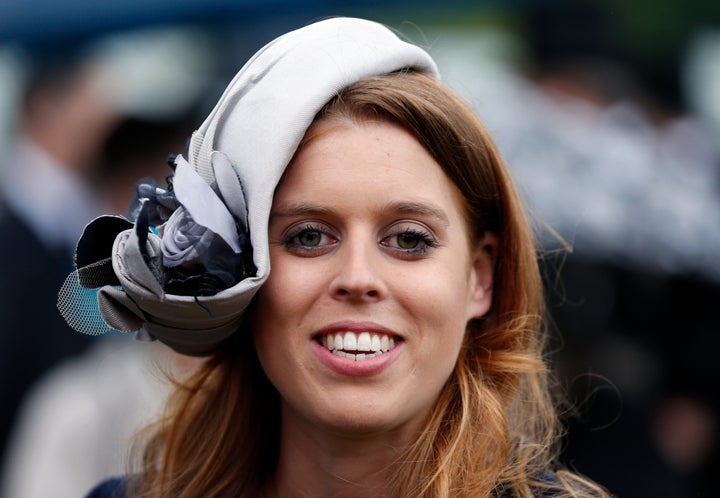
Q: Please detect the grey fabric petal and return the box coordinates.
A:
[170,155,241,253]
[211,151,248,231]
[112,228,165,298]
[97,285,145,332]
[160,206,204,267]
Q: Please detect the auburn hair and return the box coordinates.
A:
[132,70,609,497]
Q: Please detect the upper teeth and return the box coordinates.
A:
[323,331,395,354]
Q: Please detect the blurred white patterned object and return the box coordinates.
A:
[683,29,720,137]
[431,27,720,282]
[0,337,201,498]
[88,26,217,120]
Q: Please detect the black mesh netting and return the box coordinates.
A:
[57,257,120,336]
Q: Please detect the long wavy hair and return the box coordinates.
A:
[131,70,609,497]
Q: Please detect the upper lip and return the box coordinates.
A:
[313,320,401,339]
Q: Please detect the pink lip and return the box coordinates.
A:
[314,320,402,338]
[312,321,403,377]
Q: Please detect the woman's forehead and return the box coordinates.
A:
[272,120,468,227]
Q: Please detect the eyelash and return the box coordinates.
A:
[281,223,439,258]
[282,224,337,255]
[381,227,439,257]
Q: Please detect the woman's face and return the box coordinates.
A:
[252,118,496,437]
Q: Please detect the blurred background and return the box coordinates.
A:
[0,0,718,496]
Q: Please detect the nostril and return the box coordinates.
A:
[332,286,381,301]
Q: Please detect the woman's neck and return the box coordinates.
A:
[269,407,422,497]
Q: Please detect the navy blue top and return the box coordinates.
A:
[84,474,564,497]
[85,477,126,498]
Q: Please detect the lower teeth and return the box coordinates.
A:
[332,350,382,360]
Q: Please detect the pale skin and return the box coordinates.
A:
[251,117,498,497]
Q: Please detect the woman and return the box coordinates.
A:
[65,17,609,497]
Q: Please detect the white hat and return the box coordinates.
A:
[59,17,439,355]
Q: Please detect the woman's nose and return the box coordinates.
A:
[329,238,386,302]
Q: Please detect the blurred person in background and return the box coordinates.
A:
[519,4,720,497]
[0,41,119,464]
[0,26,217,498]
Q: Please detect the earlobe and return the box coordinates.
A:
[468,231,499,320]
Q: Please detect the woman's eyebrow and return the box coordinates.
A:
[270,201,450,226]
[269,203,333,220]
[384,201,450,227]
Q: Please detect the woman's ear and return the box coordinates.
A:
[466,231,499,320]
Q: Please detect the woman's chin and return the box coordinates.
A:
[296,401,429,442]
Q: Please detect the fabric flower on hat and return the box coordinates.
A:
[58,153,255,355]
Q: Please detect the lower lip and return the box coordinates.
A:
[311,339,402,377]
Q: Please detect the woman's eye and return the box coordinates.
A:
[297,230,322,247]
[382,227,438,256]
[397,232,422,249]
[283,224,337,255]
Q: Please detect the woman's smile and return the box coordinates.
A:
[252,117,495,434]
[310,320,404,376]
[319,331,397,358]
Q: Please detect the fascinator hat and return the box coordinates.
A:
[58,17,439,355]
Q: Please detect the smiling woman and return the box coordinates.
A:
[64,17,611,498]
[254,117,494,449]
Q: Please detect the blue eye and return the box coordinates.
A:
[283,224,337,255]
[397,232,422,249]
[297,230,322,247]
[382,227,438,256]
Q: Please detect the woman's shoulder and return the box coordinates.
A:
[84,476,127,498]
